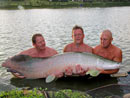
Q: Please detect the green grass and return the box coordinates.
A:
[0,88,45,98]
[0,88,92,98]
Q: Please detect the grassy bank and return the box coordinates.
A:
[0,0,130,9]
[0,88,92,98]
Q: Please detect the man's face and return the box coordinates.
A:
[72,29,84,44]
[34,36,46,50]
[100,33,112,48]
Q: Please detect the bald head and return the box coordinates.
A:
[101,29,113,39]
[100,30,113,48]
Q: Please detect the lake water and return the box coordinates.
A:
[0,7,130,96]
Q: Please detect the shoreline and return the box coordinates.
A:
[0,1,130,9]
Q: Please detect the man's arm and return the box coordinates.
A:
[63,44,71,52]
[113,49,122,62]
[63,46,67,52]
[94,46,121,74]
[93,46,100,55]
[100,69,119,74]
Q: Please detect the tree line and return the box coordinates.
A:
[3,0,130,2]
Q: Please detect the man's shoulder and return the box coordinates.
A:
[65,43,73,47]
[82,43,93,53]
[93,45,102,54]
[111,45,122,62]
[93,45,101,50]
[63,43,73,52]
[83,43,93,49]
[112,45,122,53]
[20,48,35,55]
[46,47,58,53]
[64,43,73,50]
[46,46,55,50]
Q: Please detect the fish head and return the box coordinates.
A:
[2,57,25,77]
[2,57,12,68]
[2,57,18,69]
[2,55,30,70]
[96,58,120,70]
[2,55,31,77]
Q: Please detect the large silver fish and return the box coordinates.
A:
[2,52,120,80]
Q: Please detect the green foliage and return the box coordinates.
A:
[0,88,45,98]
[49,89,92,98]
[0,88,92,98]
[1,0,130,9]
[86,69,100,77]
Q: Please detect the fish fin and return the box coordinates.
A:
[111,72,128,77]
[45,75,56,83]
[86,70,101,77]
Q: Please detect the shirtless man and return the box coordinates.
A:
[63,25,93,53]
[63,25,93,75]
[93,30,122,74]
[12,33,58,78]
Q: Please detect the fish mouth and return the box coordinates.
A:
[1,62,7,67]
[7,68,24,76]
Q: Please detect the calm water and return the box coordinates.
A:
[0,7,130,95]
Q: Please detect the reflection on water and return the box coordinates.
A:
[0,7,130,94]
[87,84,130,98]
[10,75,118,91]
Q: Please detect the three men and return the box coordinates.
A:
[12,28,122,78]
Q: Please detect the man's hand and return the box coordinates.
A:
[96,68,119,74]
